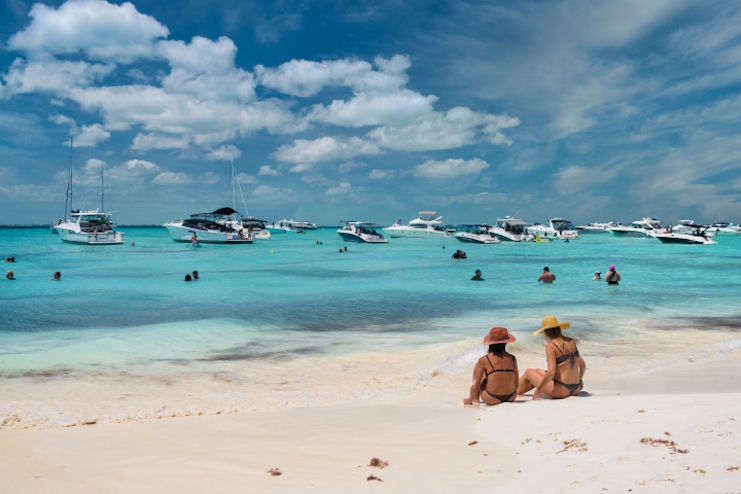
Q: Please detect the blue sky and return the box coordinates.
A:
[1,0,741,225]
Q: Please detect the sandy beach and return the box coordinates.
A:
[2,355,740,493]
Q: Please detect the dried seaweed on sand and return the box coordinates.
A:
[368,458,389,469]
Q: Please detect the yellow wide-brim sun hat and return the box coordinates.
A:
[533,315,570,336]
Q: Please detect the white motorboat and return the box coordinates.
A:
[454,224,501,244]
[488,216,535,242]
[575,222,615,233]
[706,222,741,236]
[267,219,317,233]
[608,218,663,238]
[651,225,717,245]
[529,218,580,239]
[57,210,125,245]
[164,207,254,243]
[382,211,451,238]
[337,221,388,243]
[241,217,271,239]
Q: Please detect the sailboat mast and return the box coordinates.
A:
[100,159,105,213]
[231,156,237,213]
[64,136,74,217]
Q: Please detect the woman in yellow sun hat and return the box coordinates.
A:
[516,316,586,400]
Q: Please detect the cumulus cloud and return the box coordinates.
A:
[66,123,110,147]
[258,165,280,176]
[368,169,396,179]
[7,0,169,63]
[236,172,258,184]
[414,158,490,178]
[207,144,241,161]
[306,90,437,128]
[368,107,520,151]
[1,58,114,98]
[338,161,365,173]
[271,136,382,168]
[152,171,192,184]
[326,181,351,195]
[255,54,410,97]
[131,132,190,151]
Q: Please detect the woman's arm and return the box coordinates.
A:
[464,359,485,405]
[534,345,557,400]
[578,356,587,380]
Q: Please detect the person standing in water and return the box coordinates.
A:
[592,271,602,280]
[606,265,621,284]
[471,270,484,281]
[538,267,556,283]
[191,233,199,247]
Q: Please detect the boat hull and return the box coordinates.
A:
[609,229,655,238]
[382,227,449,238]
[164,224,253,244]
[338,232,387,243]
[652,234,715,245]
[61,231,124,245]
[454,233,500,244]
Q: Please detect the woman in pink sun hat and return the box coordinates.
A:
[463,327,519,406]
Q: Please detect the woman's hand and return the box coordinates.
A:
[463,398,475,405]
[532,388,542,400]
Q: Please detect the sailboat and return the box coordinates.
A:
[55,158,125,245]
[50,137,76,234]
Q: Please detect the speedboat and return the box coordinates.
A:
[528,218,580,239]
[706,222,741,236]
[608,218,663,238]
[651,225,717,245]
[488,216,535,242]
[454,225,501,244]
[241,217,271,239]
[382,211,451,238]
[267,219,317,233]
[164,208,254,243]
[337,222,388,243]
[56,210,125,245]
[575,222,615,233]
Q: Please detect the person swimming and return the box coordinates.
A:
[464,327,519,406]
[517,316,586,400]
[53,272,61,281]
[471,270,484,281]
[185,274,192,281]
[192,270,199,280]
[592,271,601,280]
[6,270,15,280]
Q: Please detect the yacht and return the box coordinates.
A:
[57,210,125,245]
[488,216,535,242]
[706,222,741,236]
[267,219,317,233]
[528,218,580,239]
[575,222,615,233]
[651,225,717,245]
[454,225,501,244]
[241,217,271,239]
[382,211,451,238]
[608,218,663,238]
[337,222,388,243]
[53,158,125,245]
[164,208,254,243]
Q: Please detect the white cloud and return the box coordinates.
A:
[414,158,490,179]
[326,181,351,195]
[236,172,258,184]
[368,107,520,151]
[7,0,169,63]
[306,90,437,128]
[127,68,150,83]
[258,165,280,176]
[252,184,292,196]
[368,169,396,179]
[131,132,190,151]
[49,114,76,128]
[255,54,410,97]
[207,144,241,161]
[66,123,110,147]
[338,161,366,173]
[1,58,113,98]
[271,136,382,167]
[152,171,192,184]
[199,171,220,184]
[301,174,326,183]
[84,158,105,174]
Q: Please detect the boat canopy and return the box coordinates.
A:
[210,207,238,216]
[502,218,529,226]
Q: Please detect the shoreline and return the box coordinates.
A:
[2,354,741,492]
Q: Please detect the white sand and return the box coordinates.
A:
[2,358,741,493]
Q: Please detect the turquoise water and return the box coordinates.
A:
[1,227,740,427]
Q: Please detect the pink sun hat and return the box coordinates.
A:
[483,327,516,345]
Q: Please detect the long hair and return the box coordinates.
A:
[488,343,506,356]
[544,326,574,343]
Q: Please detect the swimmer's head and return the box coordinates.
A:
[595,271,601,275]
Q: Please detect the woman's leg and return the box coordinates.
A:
[517,368,545,395]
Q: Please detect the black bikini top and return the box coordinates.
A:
[551,341,579,368]
[484,353,516,376]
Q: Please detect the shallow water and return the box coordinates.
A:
[1,227,740,427]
